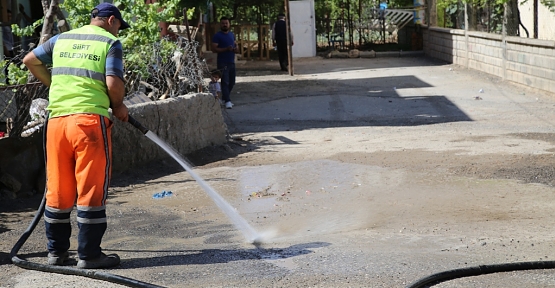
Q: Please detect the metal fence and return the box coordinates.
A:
[316,8,416,50]
[316,0,555,48]
[0,36,208,140]
[124,36,208,101]
[0,82,47,139]
[433,0,555,40]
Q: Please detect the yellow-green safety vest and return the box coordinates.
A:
[48,25,118,118]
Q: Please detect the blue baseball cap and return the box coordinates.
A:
[91,3,130,30]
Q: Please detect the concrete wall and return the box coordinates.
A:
[423,27,555,94]
[112,92,228,173]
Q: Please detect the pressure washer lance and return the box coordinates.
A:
[127,115,263,245]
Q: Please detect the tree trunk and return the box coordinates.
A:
[505,0,520,36]
[39,0,70,45]
[429,0,437,27]
[56,10,70,31]
[41,0,48,16]
[467,2,477,31]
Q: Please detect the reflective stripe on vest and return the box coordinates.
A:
[48,25,118,118]
[51,67,106,82]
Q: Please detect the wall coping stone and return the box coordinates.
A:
[467,31,502,41]
[505,36,555,48]
[428,26,465,36]
[426,26,555,48]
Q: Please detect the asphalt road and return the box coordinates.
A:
[3,56,555,288]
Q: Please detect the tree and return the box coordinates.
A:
[208,0,282,23]
[541,0,555,11]
[435,0,555,35]
[505,0,521,35]
[40,0,70,44]
[58,0,180,48]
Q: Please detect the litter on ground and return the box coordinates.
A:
[153,190,173,199]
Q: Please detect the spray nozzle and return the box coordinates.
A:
[128,115,149,135]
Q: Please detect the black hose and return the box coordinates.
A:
[406,260,555,288]
[11,250,163,287]
[10,117,165,288]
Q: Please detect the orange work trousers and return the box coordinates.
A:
[45,114,112,210]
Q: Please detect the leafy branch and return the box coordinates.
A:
[540,0,555,11]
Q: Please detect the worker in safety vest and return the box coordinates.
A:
[23,2,130,269]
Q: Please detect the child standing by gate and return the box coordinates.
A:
[208,69,222,104]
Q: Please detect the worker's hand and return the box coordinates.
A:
[112,103,129,122]
[227,45,234,51]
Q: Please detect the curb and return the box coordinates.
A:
[321,50,425,59]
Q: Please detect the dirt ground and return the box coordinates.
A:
[3,56,555,287]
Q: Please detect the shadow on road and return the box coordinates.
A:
[104,242,331,268]
[0,194,43,235]
[229,74,472,133]
[0,252,11,265]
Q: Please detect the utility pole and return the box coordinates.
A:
[284,0,294,75]
[359,0,362,46]
[533,0,538,38]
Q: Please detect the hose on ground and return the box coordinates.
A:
[406,260,555,288]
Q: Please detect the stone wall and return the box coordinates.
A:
[423,27,555,94]
[0,92,228,199]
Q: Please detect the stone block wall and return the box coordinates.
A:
[504,37,555,92]
[423,28,465,65]
[466,32,504,78]
[423,27,555,94]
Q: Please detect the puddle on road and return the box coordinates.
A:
[233,160,409,244]
[237,159,392,214]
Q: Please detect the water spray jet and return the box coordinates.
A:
[127,116,262,244]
